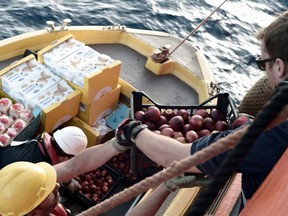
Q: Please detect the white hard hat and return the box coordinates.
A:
[53,126,87,155]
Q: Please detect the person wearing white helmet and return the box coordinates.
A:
[0,126,88,169]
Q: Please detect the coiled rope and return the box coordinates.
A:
[238,75,273,117]
[185,84,288,215]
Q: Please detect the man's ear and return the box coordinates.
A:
[276,58,287,78]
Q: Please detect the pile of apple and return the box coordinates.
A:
[74,167,115,203]
[108,151,160,181]
[108,151,140,182]
[134,106,248,143]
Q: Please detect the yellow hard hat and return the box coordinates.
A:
[0,161,57,216]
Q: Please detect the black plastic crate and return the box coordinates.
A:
[70,164,122,208]
[130,91,238,174]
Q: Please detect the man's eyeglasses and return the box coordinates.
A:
[255,56,277,71]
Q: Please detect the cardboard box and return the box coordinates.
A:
[78,85,121,126]
[38,34,121,105]
[0,55,39,93]
[37,33,85,66]
[66,58,121,105]
[40,90,81,133]
[0,54,63,108]
[28,79,75,110]
[62,116,100,148]
[0,54,82,133]
[0,88,81,133]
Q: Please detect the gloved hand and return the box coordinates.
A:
[111,137,130,153]
[64,178,81,193]
[164,174,211,192]
[115,118,147,147]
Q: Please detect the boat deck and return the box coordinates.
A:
[91,44,199,105]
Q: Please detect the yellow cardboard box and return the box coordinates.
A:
[37,33,85,65]
[37,34,121,105]
[0,88,81,133]
[62,116,100,148]
[78,85,121,126]
[67,60,121,105]
[40,90,81,133]
[0,55,81,133]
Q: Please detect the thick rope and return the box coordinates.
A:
[186,85,288,215]
[168,0,228,57]
[238,75,273,117]
[78,126,248,216]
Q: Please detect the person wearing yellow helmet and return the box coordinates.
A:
[0,161,59,216]
[0,125,128,215]
[0,135,127,216]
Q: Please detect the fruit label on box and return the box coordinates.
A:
[1,58,40,93]
[29,80,74,110]
[12,68,62,107]
[59,46,101,70]
[43,38,85,65]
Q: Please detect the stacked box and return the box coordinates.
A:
[0,54,81,133]
[37,33,85,69]
[77,85,121,126]
[38,35,121,105]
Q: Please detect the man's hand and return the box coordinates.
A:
[64,178,81,193]
[115,118,147,147]
[164,174,211,192]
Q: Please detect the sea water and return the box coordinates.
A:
[0,0,287,105]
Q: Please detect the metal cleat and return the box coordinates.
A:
[104,24,126,31]
[46,21,56,32]
[209,82,221,95]
[60,18,71,30]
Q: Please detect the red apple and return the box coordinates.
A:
[215,120,228,131]
[145,106,161,122]
[162,109,176,121]
[231,115,249,129]
[169,116,184,132]
[189,115,204,131]
[159,124,170,131]
[134,110,146,122]
[194,109,209,119]
[210,109,225,122]
[182,124,192,135]
[197,129,211,138]
[203,117,215,132]
[156,115,168,128]
[143,121,156,131]
[185,130,199,143]
[173,131,184,139]
[177,109,189,123]
[161,127,174,137]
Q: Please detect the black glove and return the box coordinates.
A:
[115,118,147,147]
